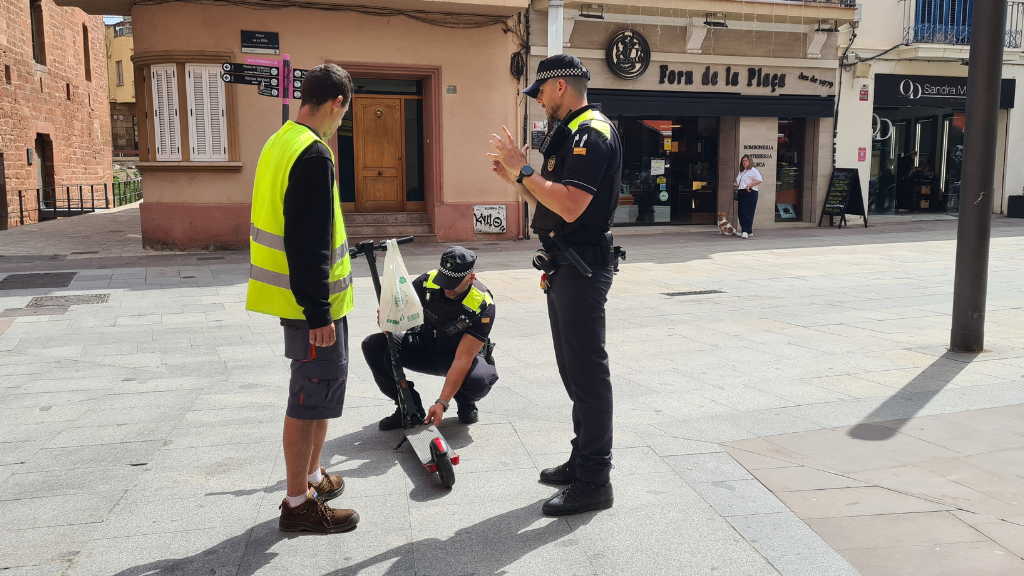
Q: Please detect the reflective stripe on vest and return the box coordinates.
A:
[246,121,354,321]
[424,270,493,314]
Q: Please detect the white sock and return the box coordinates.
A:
[307,468,323,484]
[284,493,307,508]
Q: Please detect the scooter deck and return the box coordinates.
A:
[406,424,451,467]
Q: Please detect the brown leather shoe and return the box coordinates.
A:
[279,487,359,534]
[309,467,345,501]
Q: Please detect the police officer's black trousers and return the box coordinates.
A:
[547,263,614,486]
[360,332,498,406]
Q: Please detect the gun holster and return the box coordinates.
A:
[600,231,627,273]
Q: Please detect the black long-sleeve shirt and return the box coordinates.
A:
[282,124,335,329]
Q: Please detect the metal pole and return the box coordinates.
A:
[282,54,291,125]
[19,191,24,225]
[548,0,563,57]
[950,0,1007,352]
[104,183,109,208]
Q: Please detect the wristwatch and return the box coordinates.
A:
[517,164,534,184]
[435,398,449,412]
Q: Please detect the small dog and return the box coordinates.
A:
[717,212,738,236]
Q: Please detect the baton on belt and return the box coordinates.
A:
[548,231,593,277]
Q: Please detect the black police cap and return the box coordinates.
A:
[522,54,590,99]
[435,246,477,290]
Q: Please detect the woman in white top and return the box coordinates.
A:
[734,154,762,239]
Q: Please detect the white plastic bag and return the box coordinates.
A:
[378,239,424,332]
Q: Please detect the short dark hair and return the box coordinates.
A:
[299,64,353,110]
[561,75,588,96]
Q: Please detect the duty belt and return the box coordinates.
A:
[551,245,609,266]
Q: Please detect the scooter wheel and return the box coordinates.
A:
[429,437,456,489]
[436,454,455,488]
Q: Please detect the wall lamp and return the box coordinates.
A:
[580,4,604,19]
[705,13,728,28]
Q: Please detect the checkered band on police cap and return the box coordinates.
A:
[439,246,476,279]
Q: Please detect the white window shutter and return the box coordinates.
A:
[150,64,181,161]
[206,65,228,161]
[186,64,228,161]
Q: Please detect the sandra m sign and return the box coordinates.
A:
[874,74,1015,109]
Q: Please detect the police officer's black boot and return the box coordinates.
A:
[455,398,479,424]
[541,479,614,516]
[539,461,577,485]
[379,383,423,431]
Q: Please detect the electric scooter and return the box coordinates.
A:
[349,237,459,488]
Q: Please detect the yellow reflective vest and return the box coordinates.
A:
[422,270,494,315]
[246,121,354,322]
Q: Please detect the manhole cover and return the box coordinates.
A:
[0,272,78,290]
[27,294,110,307]
[1,306,69,317]
[663,290,725,297]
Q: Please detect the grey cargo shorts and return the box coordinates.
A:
[283,317,349,420]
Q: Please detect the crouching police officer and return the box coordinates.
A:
[361,247,498,430]
[488,54,623,516]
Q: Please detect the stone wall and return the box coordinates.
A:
[0,0,112,228]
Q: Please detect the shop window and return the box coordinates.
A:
[872,107,958,215]
[616,116,718,225]
[150,64,181,161]
[82,24,91,82]
[185,64,228,161]
[30,0,46,66]
[776,118,805,221]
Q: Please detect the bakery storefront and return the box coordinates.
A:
[528,28,840,230]
[868,73,1016,215]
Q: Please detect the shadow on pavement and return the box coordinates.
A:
[848,351,979,441]
[109,501,590,576]
[205,421,475,503]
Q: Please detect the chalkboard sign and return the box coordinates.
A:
[818,168,867,229]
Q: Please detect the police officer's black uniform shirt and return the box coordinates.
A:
[282,123,335,329]
[539,105,623,249]
[412,273,495,355]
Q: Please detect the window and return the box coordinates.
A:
[150,64,181,161]
[82,24,91,82]
[185,64,228,161]
[116,61,123,86]
[65,82,71,101]
[30,0,46,66]
[4,65,10,86]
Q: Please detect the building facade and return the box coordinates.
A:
[1,0,112,229]
[105,16,138,158]
[834,0,1023,216]
[526,0,856,231]
[57,0,529,249]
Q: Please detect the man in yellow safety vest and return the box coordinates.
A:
[246,63,358,534]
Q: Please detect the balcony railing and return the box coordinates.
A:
[904,0,1024,49]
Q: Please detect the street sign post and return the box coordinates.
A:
[222,62,279,77]
[221,72,279,87]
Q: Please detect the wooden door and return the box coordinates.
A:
[354,96,405,212]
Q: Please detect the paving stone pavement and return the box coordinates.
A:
[2,214,1024,575]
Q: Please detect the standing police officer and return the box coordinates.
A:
[488,54,623,516]
[361,247,498,429]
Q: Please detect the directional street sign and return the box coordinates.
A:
[292,69,308,79]
[292,78,303,90]
[221,73,279,87]
[222,62,279,77]
[257,84,280,98]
